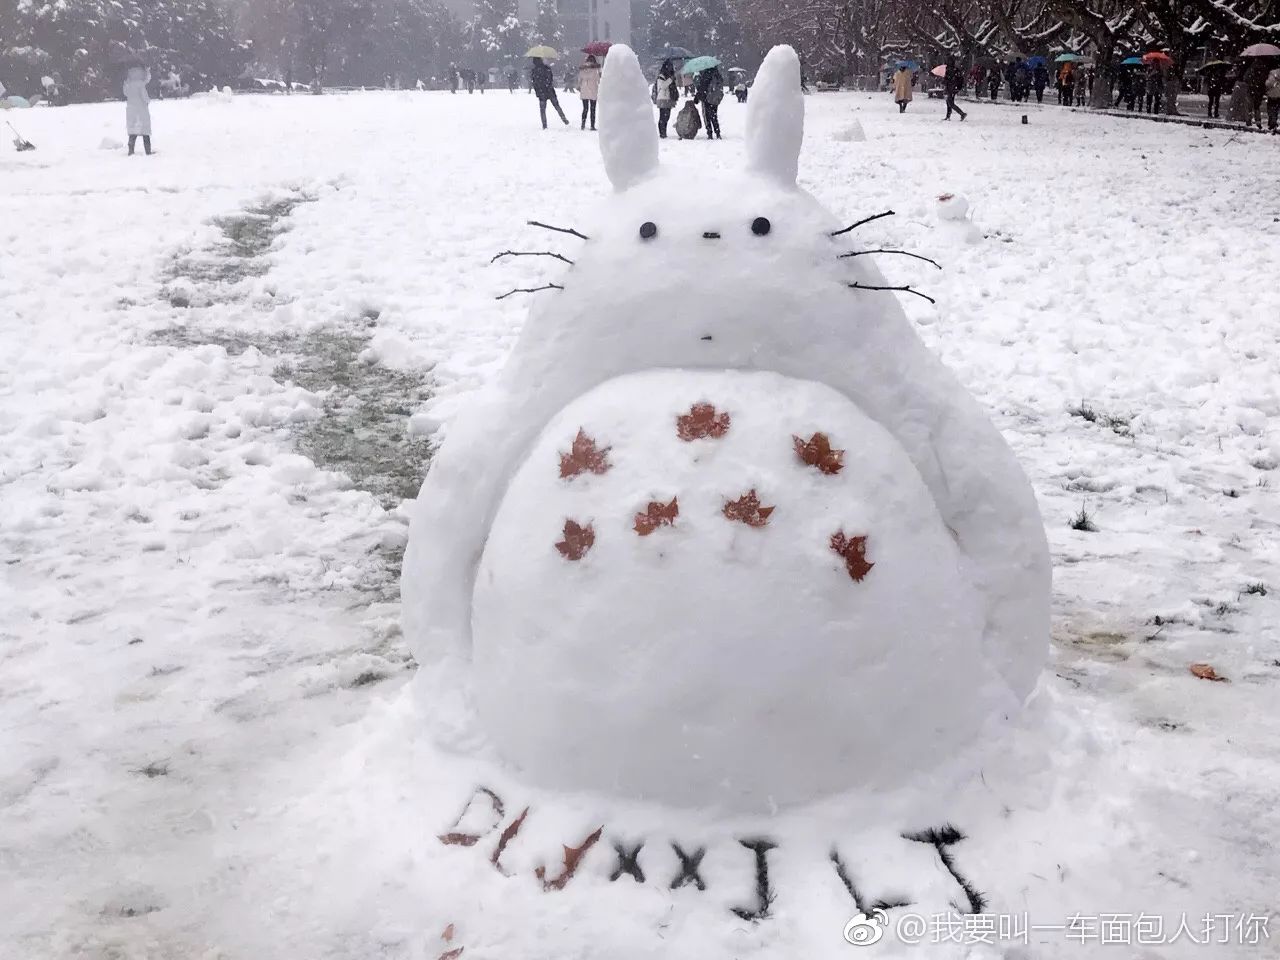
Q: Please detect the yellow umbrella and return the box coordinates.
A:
[526,45,559,60]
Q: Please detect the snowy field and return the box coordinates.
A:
[3,87,1280,958]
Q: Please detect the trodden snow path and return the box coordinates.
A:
[1,89,1278,957]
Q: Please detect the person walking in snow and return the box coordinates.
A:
[123,65,153,156]
[1242,59,1271,128]
[1033,62,1049,102]
[892,63,913,113]
[1205,68,1229,119]
[1265,65,1280,133]
[694,64,724,139]
[530,57,568,129]
[1058,62,1075,106]
[943,57,967,121]
[1143,64,1163,114]
[507,67,518,93]
[578,55,601,130]
[653,59,679,138]
[448,64,459,94]
[1014,59,1031,102]
[987,68,1000,100]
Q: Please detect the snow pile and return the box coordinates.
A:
[833,118,868,141]
[936,192,970,221]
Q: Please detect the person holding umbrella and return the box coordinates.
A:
[943,56,967,121]
[653,59,679,137]
[528,51,569,129]
[577,54,601,130]
[123,62,153,156]
[1240,48,1279,127]
[1266,62,1280,132]
[892,62,914,113]
[1032,60,1049,102]
[1199,62,1231,118]
[689,58,724,139]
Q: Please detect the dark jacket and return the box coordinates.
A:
[530,60,555,98]
[944,65,964,95]
[1033,65,1048,88]
[695,67,724,104]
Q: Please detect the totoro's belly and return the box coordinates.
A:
[471,369,1003,810]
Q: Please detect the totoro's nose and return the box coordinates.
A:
[702,231,721,240]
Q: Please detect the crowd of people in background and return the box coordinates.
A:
[886,51,1280,133]
[8,42,1278,159]
[521,52,727,141]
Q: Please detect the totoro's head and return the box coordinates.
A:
[504,44,934,381]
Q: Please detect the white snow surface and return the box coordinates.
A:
[2,83,1279,960]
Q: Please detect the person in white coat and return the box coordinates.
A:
[124,65,153,156]
[577,55,601,130]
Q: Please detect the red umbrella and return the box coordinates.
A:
[1142,51,1173,64]
[582,41,612,57]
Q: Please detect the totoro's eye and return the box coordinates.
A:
[751,217,771,236]
[639,221,658,240]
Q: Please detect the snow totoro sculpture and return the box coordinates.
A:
[402,44,1051,813]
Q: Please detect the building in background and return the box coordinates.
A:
[439,0,630,57]
[553,0,631,51]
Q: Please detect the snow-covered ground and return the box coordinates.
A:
[2,88,1279,958]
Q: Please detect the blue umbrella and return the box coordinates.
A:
[655,46,694,61]
[1121,56,1143,65]
[1025,55,1047,67]
[680,56,722,75]
[894,60,920,71]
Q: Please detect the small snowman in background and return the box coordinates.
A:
[936,191,984,243]
[832,117,867,141]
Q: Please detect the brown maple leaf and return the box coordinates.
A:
[676,402,731,441]
[559,428,611,479]
[441,925,455,943]
[1189,662,1229,683]
[555,520,595,561]
[438,950,464,960]
[634,497,679,536]
[793,432,845,475]
[830,531,874,582]
[723,489,775,527]
[535,826,604,891]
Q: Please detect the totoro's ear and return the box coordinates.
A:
[745,45,805,186]
[598,44,659,191]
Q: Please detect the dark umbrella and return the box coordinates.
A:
[1196,61,1232,73]
[111,50,147,69]
[1025,55,1048,68]
[654,46,694,61]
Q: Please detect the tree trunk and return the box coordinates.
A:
[1090,37,1114,108]
[1163,73,1179,115]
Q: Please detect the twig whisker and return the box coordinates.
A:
[528,220,590,240]
[848,281,936,305]
[830,210,895,237]
[491,250,575,265]
[839,249,942,269]
[496,284,564,301]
